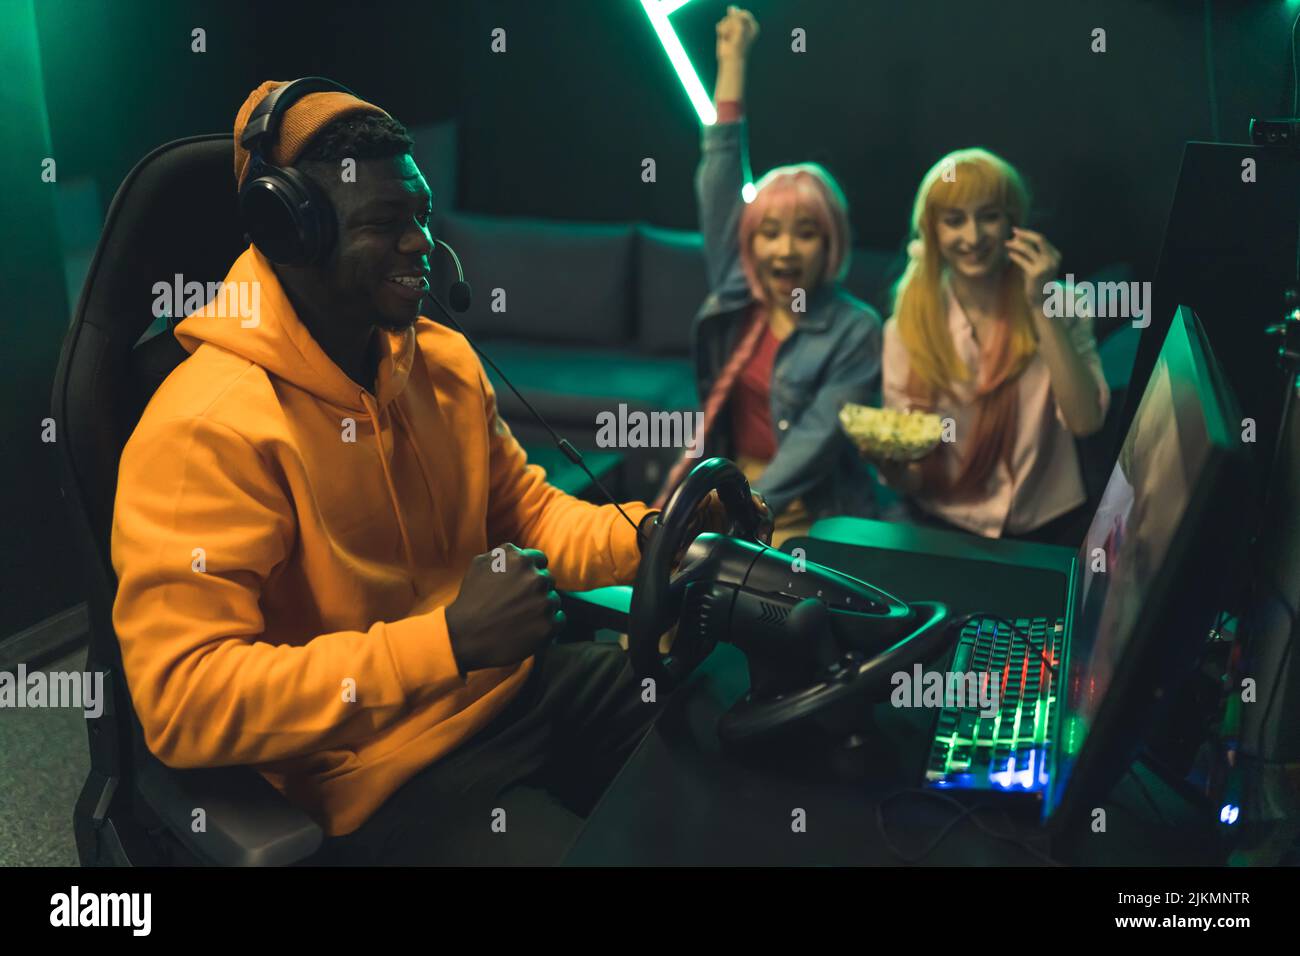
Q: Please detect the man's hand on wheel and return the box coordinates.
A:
[446,544,563,674]
[630,488,773,657]
[689,490,774,547]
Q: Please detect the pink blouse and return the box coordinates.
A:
[882,287,1110,538]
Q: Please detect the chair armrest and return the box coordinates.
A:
[136,756,323,866]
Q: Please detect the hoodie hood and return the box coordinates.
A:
[174,243,427,575]
[174,244,415,413]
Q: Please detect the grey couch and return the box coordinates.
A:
[431,210,912,500]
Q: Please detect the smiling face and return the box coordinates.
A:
[304,153,434,333]
[933,200,1012,281]
[749,206,828,306]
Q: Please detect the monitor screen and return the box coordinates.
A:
[1047,306,1236,822]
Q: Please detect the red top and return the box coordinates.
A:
[730,316,780,461]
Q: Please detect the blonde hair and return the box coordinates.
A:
[891,148,1039,498]
[892,148,1037,392]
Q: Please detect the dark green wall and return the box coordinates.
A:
[451,0,1296,282]
[0,1,261,636]
[0,0,74,637]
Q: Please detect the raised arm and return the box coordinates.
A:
[696,6,760,295]
[1006,228,1108,436]
[713,6,757,102]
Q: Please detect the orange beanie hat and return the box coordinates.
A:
[233,79,391,191]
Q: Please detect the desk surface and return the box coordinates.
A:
[793,517,1074,620]
[565,521,1217,865]
[807,516,1077,574]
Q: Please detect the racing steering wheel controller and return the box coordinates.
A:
[630,458,953,747]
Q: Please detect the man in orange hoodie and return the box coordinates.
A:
[110,80,676,865]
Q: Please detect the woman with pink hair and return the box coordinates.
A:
[655,6,882,546]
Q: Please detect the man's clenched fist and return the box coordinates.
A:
[446,544,564,674]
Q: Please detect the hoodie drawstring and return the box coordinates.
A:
[392,403,440,516]
[360,392,417,583]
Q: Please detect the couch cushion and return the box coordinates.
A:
[479,340,697,430]
[434,212,634,345]
[635,225,710,355]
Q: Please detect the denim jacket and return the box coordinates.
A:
[693,118,883,520]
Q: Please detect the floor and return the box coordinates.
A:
[0,633,626,868]
[0,645,90,866]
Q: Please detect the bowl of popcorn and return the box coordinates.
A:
[838,403,944,462]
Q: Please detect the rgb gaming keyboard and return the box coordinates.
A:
[924,616,1065,794]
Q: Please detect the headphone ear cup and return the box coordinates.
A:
[238,168,335,266]
[239,173,306,265]
[278,166,335,265]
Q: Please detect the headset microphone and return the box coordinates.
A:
[448,282,473,314]
[425,239,644,538]
[431,238,473,313]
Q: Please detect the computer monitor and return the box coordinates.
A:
[1045,306,1248,830]
[1123,142,1298,487]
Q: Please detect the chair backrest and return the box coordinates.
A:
[50,133,247,780]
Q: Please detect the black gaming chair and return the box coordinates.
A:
[51,133,328,866]
[52,133,623,867]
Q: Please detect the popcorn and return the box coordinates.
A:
[838,403,944,462]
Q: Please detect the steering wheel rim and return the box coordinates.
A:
[629,457,765,690]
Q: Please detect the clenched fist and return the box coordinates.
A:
[446,544,564,674]
[716,5,759,64]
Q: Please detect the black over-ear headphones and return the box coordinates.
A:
[235,75,475,314]
[238,76,357,266]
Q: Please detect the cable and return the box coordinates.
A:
[1292,4,1300,116]
[426,292,644,540]
[1203,0,1221,142]
[1254,585,1299,753]
[874,787,1063,865]
[946,612,1060,676]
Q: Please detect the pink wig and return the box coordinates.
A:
[738,162,852,302]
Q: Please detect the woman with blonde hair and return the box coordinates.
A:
[655,6,882,547]
[873,148,1109,541]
